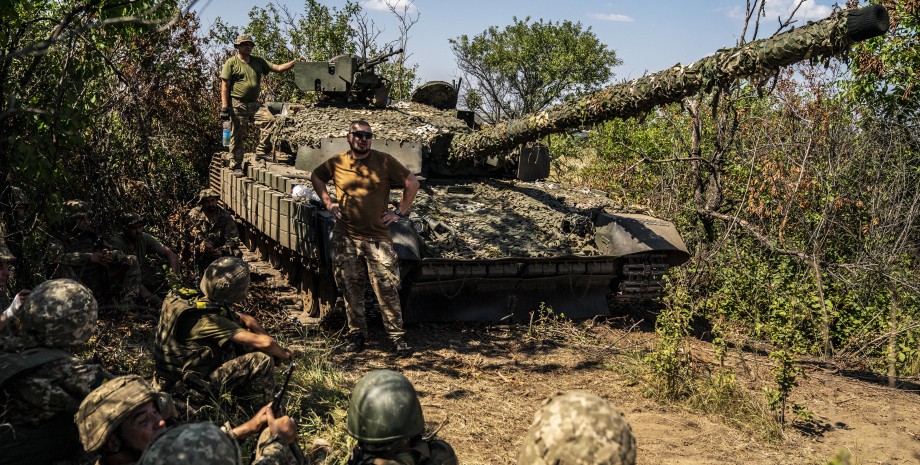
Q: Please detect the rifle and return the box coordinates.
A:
[272,362,307,465]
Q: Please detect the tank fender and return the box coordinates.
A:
[594,213,690,267]
[389,219,421,262]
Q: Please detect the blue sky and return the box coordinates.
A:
[191,0,838,83]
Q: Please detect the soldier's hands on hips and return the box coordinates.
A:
[266,408,298,445]
[220,106,231,121]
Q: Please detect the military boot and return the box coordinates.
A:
[345,334,365,353]
[394,338,412,357]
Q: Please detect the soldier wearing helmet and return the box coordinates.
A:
[0,279,112,464]
[517,391,636,465]
[108,212,181,310]
[186,189,242,272]
[345,370,457,465]
[47,200,142,308]
[76,375,296,465]
[220,33,298,173]
[153,257,291,411]
[138,417,298,465]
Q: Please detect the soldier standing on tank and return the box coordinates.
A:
[0,279,112,464]
[186,189,242,272]
[220,33,298,173]
[153,257,291,411]
[517,391,637,465]
[345,370,457,465]
[109,212,180,310]
[76,375,300,465]
[310,120,420,356]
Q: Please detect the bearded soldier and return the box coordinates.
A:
[186,189,242,271]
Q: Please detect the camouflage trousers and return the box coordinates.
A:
[252,425,298,465]
[209,352,275,411]
[332,232,404,341]
[230,99,275,169]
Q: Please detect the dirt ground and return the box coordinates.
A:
[236,251,920,465]
[93,250,920,465]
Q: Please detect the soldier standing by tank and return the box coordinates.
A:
[220,33,297,173]
[186,189,242,271]
[76,374,299,465]
[153,257,291,411]
[345,370,457,465]
[47,200,142,308]
[0,279,112,464]
[310,120,420,355]
[517,391,636,465]
[109,213,180,310]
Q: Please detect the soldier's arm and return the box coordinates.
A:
[235,311,268,336]
[397,173,420,216]
[230,330,291,362]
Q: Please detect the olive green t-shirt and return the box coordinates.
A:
[312,149,411,241]
[108,232,166,270]
[220,55,273,102]
[177,308,245,372]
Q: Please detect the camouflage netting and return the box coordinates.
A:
[274,101,473,152]
[405,179,653,259]
[448,5,888,162]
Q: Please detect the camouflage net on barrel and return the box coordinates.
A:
[447,6,887,162]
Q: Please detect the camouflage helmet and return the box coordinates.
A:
[0,243,14,263]
[199,257,250,305]
[518,391,636,465]
[63,200,91,220]
[76,375,176,453]
[20,278,98,350]
[138,422,241,465]
[346,370,425,444]
[122,212,145,229]
[234,33,255,46]
[197,188,220,205]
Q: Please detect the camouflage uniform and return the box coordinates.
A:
[186,189,242,271]
[333,232,404,341]
[138,422,295,465]
[48,200,141,306]
[154,259,274,409]
[517,391,636,465]
[0,279,111,464]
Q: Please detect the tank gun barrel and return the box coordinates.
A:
[447,5,889,162]
[359,48,404,70]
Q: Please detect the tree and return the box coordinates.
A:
[449,16,621,123]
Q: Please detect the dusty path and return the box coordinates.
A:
[94,247,920,465]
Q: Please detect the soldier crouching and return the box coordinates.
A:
[153,257,291,412]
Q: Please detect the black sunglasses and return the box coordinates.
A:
[350,131,373,140]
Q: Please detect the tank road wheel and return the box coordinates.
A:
[256,234,272,262]
[269,246,284,270]
[298,269,336,324]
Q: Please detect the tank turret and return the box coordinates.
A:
[211,5,889,323]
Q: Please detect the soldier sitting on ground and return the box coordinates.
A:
[47,200,141,308]
[345,369,457,465]
[186,189,242,272]
[517,390,636,465]
[0,243,30,334]
[76,375,299,465]
[0,279,112,464]
[138,420,298,465]
[109,213,180,310]
[153,257,291,411]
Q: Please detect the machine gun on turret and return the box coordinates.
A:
[293,48,405,108]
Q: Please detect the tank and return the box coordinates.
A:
[209,5,888,323]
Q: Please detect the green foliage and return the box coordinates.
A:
[449,16,621,122]
[844,0,920,119]
[211,1,360,103]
